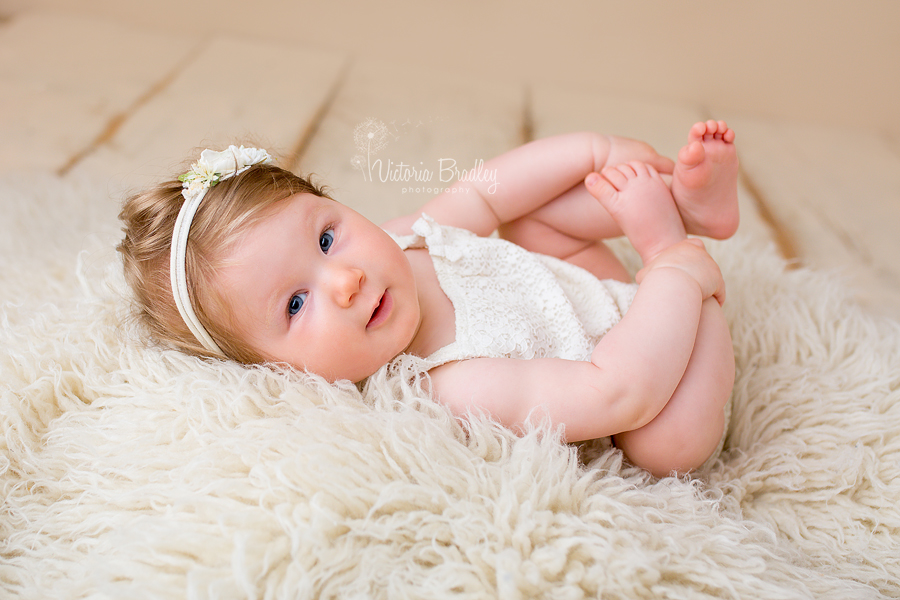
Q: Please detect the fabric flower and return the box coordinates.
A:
[197,145,271,178]
[179,145,273,202]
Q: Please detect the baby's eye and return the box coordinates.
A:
[288,292,307,317]
[319,228,334,254]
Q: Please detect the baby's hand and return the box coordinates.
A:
[606,136,675,175]
[635,239,726,305]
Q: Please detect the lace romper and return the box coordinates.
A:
[388,215,638,369]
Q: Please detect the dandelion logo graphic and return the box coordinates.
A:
[351,118,391,181]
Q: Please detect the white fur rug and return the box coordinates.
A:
[2,172,899,599]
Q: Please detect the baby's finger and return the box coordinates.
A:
[714,281,726,306]
[711,263,727,306]
[648,154,675,175]
[635,264,648,284]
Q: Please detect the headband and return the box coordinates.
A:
[170,145,274,356]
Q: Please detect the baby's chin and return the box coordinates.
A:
[275,331,415,383]
[307,356,392,385]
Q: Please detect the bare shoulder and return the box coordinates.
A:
[427,356,635,442]
[380,213,419,236]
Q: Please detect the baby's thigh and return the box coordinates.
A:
[562,241,630,283]
[500,218,630,282]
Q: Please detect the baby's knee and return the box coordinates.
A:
[615,410,725,477]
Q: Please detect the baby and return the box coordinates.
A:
[118,121,739,477]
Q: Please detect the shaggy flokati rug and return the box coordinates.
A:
[2,172,899,599]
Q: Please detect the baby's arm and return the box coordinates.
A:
[429,240,722,470]
[381,133,673,237]
[609,238,733,475]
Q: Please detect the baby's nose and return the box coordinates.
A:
[329,265,364,307]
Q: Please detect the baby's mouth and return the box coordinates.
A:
[367,291,391,328]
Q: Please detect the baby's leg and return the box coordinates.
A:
[670,120,740,240]
[586,161,685,262]
[502,120,739,281]
[614,297,733,476]
[499,184,632,282]
[587,163,734,476]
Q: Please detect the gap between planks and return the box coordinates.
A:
[286,59,352,171]
[736,169,798,261]
[55,41,205,178]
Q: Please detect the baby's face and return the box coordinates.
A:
[215,193,421,382]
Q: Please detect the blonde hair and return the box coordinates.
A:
[118,163,331,363]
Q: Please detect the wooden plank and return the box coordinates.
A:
[531,87,774,244]
[727,115,900,318]
[0,12,192,173]
[73,36,346,192]
[297,59,525,225]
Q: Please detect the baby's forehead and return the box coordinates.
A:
[238,192,342,254]
[262,190,321,216]
[240,192,325,234]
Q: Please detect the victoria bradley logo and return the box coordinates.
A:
[350,118,498,194]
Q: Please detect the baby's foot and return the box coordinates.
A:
[671,120,740,239]
[586,161,686,263]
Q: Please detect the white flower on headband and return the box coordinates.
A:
[179,145,273,202]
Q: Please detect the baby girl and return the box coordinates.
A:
[119,121,739,477]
